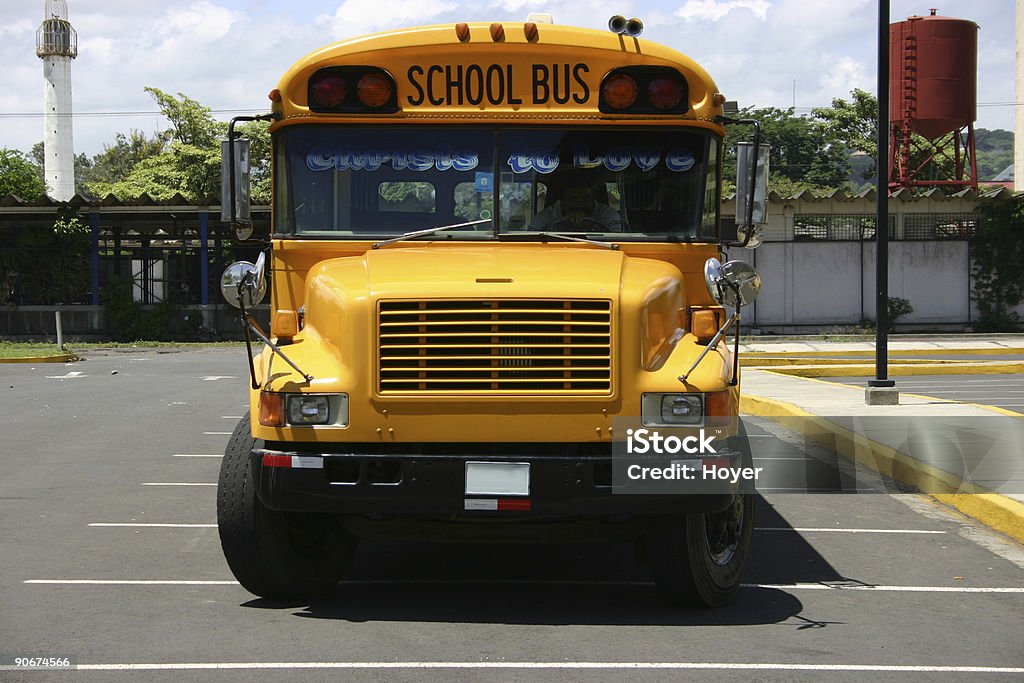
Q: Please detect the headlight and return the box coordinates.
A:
[641,393,704,426]
[288,395,331,425]
[258,393,349,427]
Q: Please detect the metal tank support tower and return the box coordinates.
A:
[36,0,78,201]
[888,10,979,192]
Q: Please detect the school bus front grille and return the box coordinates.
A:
[378,299,613,394]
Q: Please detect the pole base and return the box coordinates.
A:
[865,386,899,406]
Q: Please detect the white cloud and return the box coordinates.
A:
[317,0,458,37]
[152,1,245,53]
[818,56,870,101]
[78,36,115,64]
[0,0,1014,158]
[0,18,34,39]
[674,0,770,22]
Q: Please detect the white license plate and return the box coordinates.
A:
[465,462,530,496]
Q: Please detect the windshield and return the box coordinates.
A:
[275,126,719,241]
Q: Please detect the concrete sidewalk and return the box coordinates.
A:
[738,337,1024,544]
[739,335,1024,355]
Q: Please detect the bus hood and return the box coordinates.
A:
[356,244,623,300]
[301,244,687,380]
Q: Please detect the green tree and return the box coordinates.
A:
[725,106,849,196]
[85,88,271,203]
[975,128,1013,181]
[88,88,226,200]
[971,197,1024,331]
[79,130,166,189]
[0,148,47,200]
[813,88,878,165]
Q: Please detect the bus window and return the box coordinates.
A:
[281,126,493,235]
[378,182,436,213]
[454,181,493,223]
[499,128,711,238]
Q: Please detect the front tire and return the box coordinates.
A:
[217,415,356,600]
[645,493,755,607]
[645,424,756,607]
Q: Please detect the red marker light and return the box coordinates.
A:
[311,74,347,108]
[648,77,683,109]
[263,454,292,468]
[602,73,638,109]
[357,72,393,107]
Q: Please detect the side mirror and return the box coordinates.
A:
[704,257,761,308]
[221,138,253,241]
[734,141,770,248]
[220,260,267,309]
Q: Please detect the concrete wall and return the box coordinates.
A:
[726,240,1024,331]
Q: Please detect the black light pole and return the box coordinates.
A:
[869,0,896,395]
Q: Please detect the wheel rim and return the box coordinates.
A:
[704,495,744,566]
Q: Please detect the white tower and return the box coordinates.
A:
[36,0,77,201]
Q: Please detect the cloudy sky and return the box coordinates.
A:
[0,0,1014,157]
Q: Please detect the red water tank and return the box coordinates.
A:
[889,11,978,140]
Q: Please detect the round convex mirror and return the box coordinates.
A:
[703,257,732,307]
[220,261,267,309]
[719,259,761,307]
[703,257,761,308]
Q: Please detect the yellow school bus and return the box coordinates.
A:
[217,14,767,607]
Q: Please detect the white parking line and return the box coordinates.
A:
[203,432,233,436]
[13,662,1017,674]
[756,528,945,534]
[87,528,217,532]
[221,416,243,419]
[26,580,237,585]
[23,579,1021,593]
[141,483,216,487]
[82,524,940,534]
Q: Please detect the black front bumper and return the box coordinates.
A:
[252,443,747,517]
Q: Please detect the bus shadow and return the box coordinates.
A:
[242,496,859,627]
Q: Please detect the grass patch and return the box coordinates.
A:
[0,341,68,359]
[0,340,245,359]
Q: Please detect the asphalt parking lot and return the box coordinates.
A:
[1,348,1022,680]
[818,374,1024,414]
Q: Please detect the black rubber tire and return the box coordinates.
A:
[645,424,756,608]
[217,415,356,600]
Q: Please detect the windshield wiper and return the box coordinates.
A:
[499,231,619,250]
[371,218,491,249]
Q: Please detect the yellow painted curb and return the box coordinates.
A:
[740,393,1024,544]
[743,357,961,367]
[744,347,1024,358]
[0,353,78,364]
[764,362,1024,377]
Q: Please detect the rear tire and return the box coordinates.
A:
[645,424,755,607]
[217,415,356,600]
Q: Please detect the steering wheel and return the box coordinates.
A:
[549,215,607,230]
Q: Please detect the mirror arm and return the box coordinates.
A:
[235,276,261,390]
[678,312,738,384]
[227,113,280,227]
[243,314,314,384]
[715,116,762,248]
[730,313,742,386]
